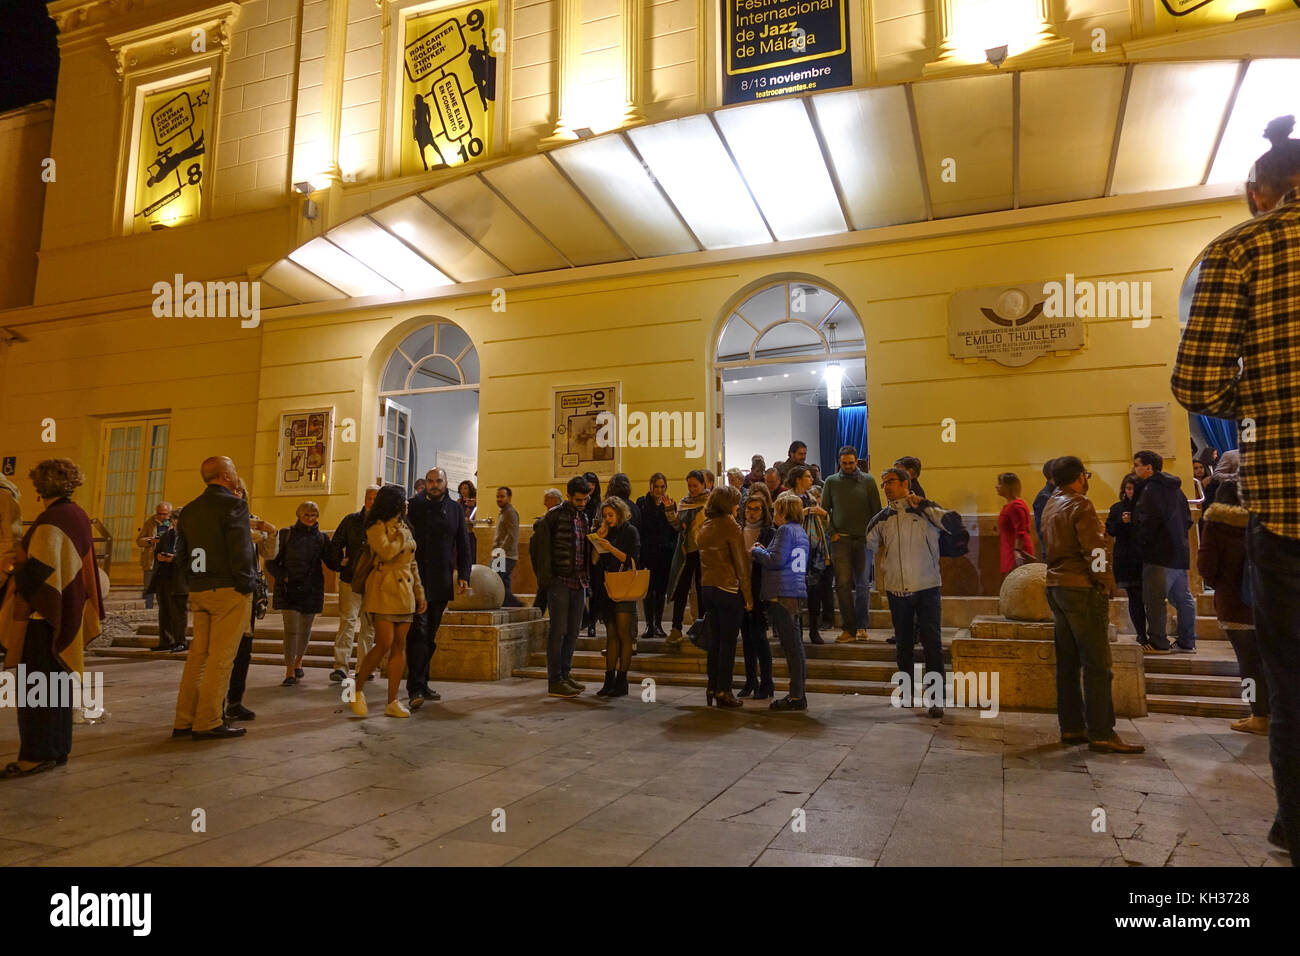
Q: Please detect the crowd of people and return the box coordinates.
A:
[0,114,1293,866]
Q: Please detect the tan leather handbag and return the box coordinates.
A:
[604,557,650,602]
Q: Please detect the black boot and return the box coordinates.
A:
[809,628,824,645]
[737,681,757,699]
[595,669,616,697]
[756,677,775,700]
[612,671,629,697]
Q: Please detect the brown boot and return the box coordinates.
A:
[1088,735,1145,754]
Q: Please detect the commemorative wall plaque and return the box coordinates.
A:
[948,283,1085,368]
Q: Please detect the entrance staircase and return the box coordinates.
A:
[93,590,1246,718]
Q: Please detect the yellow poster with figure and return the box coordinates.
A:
[132,77,209,234]
[399,1,498,176]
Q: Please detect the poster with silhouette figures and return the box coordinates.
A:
[132,77,209,234]
[277,407,334,495]
[1154,0,1297,31]
[400,2,498,176]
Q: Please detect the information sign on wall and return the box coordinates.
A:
[948,284,1085,368]
[552,384,620,481]
[276,407,334,495]
[721,0,852,104]
[1129,403,1177,460]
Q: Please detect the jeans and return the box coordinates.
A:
[1046,585,1115,741]
[406,600,447,696]
[546,580,585,682]
[1121,584,1146,642]
[281,609,316,669]
[701,586,743,694]
[16,619,73,763]
[740,602,773,690]
[1225,628,1270,719]
[1247,516,1300,860]
[500,558,523,606]
[333,580,374,670]
[767,597,806,699]
[1141,563,1196,649]
[670,551,702,630]
[886,587,944,701]
[831,536,872,632]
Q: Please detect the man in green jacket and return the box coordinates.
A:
[821,445,882,643]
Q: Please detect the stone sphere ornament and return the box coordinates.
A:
[448,564,505,610]
[998,562,1052,622]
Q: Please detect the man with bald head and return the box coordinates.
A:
[406,467,471,708]
[171,456,256,740]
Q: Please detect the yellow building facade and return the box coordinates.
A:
[2,0,1296,591]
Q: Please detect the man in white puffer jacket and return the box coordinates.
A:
[865,466,947,717]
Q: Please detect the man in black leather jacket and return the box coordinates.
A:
[533,476,591,697]
[171,456,255,740]
[406,468,471,707]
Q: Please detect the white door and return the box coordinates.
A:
[378,397,413,493]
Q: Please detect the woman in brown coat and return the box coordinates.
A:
[351,484,426,719]
[1197,479,1268,735]
[696,485,754,708]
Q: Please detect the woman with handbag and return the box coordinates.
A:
[266,501,336,686]
[592,497,641,697]
[995,473,1035,574]
[351,484,427,718]
[696,485,753,708]
[736,493,774,699]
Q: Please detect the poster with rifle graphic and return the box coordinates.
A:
[400,2,498,176]
[133,77,209,234]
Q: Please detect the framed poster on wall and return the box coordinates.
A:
[552,383,619,482]
[276,407,334,495]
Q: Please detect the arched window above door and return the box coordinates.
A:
[716,281,864,365]
[380,319,480,395]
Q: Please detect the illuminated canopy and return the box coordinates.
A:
[255,58,1300,305]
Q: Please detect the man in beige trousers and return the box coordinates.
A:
[172,456,256,740]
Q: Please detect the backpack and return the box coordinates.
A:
[938,510,970,558]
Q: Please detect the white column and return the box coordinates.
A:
[545,0,583,143]
[622,0,645,125]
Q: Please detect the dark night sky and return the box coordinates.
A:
[0,0,60,112]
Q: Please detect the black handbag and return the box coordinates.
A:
[687,613,711,651]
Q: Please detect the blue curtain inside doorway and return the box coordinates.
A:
[1195,415,1238,454]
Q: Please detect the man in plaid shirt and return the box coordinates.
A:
[1172,116,1300,862]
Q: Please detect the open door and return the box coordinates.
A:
[377,397,413,494]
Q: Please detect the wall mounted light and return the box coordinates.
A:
[986,45,1009,68]
[294,181,319,221]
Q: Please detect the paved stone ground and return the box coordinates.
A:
[0,659,1287,866]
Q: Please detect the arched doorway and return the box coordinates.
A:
[713,278,867,477]
[378,319,480,496]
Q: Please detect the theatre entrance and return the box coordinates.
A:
[714,279,868,480]
[377,319,480,498]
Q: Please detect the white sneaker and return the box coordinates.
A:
[384,699,411,718]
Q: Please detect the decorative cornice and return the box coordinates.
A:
[105,2,241,81]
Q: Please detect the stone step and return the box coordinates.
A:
[130,606,541,642]
[571,635,957,661]
[1146,694,1250,719]
[1140,655,1241,676]
[93,646,340,669]
[510,665,899,698]
[532,650,925,682]
[1144,674,1246,699]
